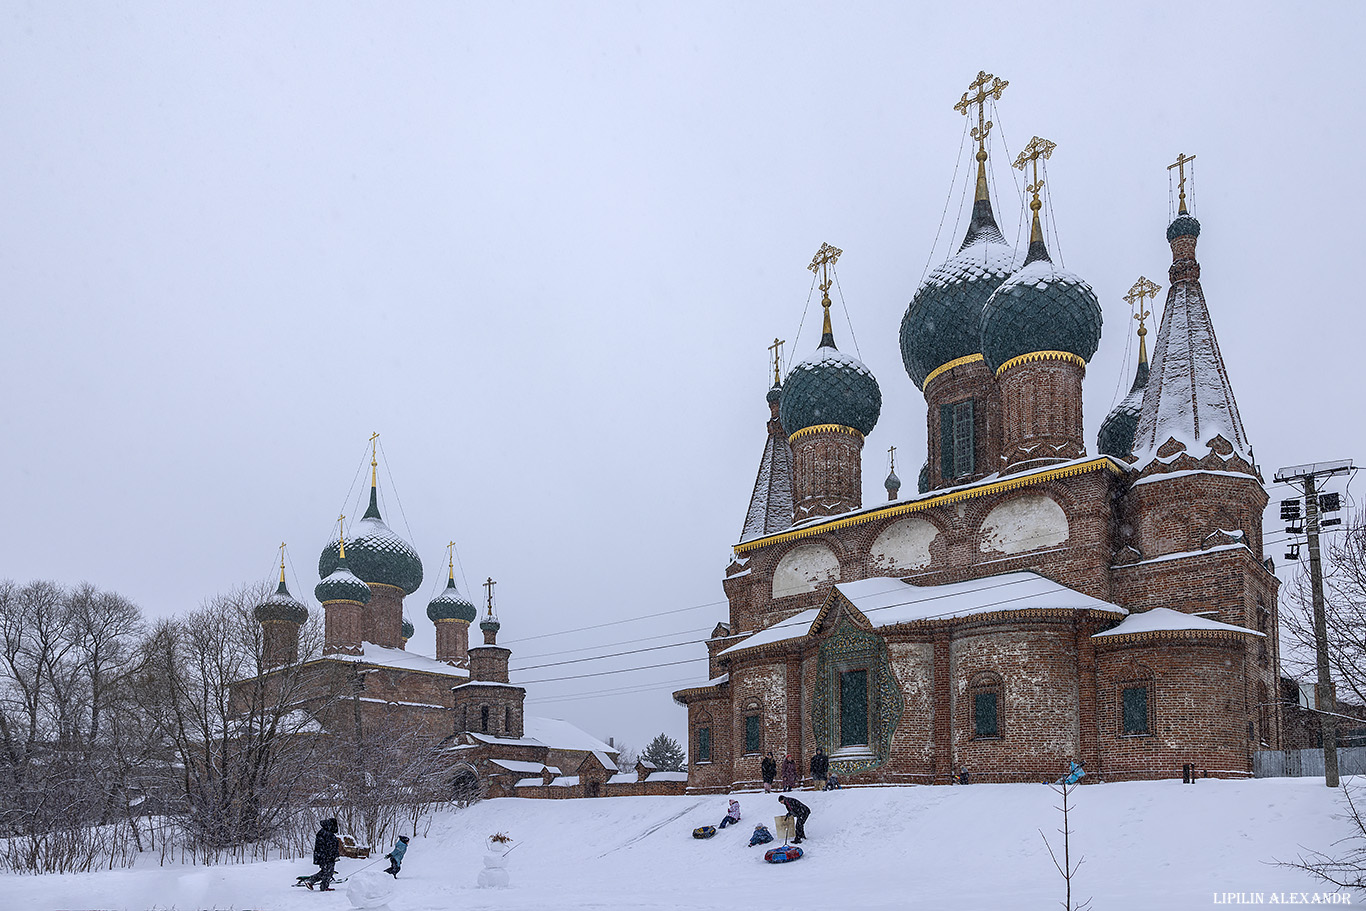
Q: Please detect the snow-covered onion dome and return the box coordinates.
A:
[1098,337,1150,458]
[900,174,1017,388]
[401,617,415,641]
[427,575,477,623]
[1166,213,1200,243]
[254,577,309,625]
[980,241,1101,374]
[779,329,881,437]
[315,550,372,605]
[884,466,901,496]
[318,485,423,595]
[765,381,782,405]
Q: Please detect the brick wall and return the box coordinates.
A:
[998,359,1086,470]
[791,428,864,520]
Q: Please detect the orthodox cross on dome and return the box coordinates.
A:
[1013,135,1057,247]
[769,337,785,385]
[1167,151,1196,215]
[278,542,287,584]
[955,71,1008,156]
[368,431,380,486]
[888,445,897,473]
[808,242,843,345]
[482,576,497,620]
[446,542,458,581]
[1124,275,1161,364]
[336,514,348,559]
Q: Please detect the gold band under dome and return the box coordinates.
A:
[788,424,863,443]
[995,350,1087,377]
[922,354,986,390]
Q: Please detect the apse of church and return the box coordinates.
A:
[676,73,1280,791]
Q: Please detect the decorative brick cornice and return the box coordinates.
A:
[734,456,1126,554]
[922,353,985,390]
[671,680,729,704]
[995,350,1088,377]
[788,423,862,444]
[1093,627,1257,647]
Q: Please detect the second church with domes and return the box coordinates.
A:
[676,74,1280,789]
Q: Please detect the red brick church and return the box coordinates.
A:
[674,77,1279,789]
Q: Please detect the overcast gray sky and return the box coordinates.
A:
[2,2,1362,751]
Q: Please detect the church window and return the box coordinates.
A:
[696,726,711,763]
[744,714,762,754]
[505,706,513,734]
[969,672,1003,739]
[481,705,490,733]
[839,669,869,747]
[1121,686,1149,735]
[940,400,975,481]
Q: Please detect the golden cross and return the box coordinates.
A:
[768,337,785,384]
[807,242,842,299]
[278,542,287,583]
[447,542,457,572]
[1124,276,1161,362]
[954,71,1008,151]
[888,446,897,473]
[1013,135,1057,205]
[1167,152,1196,214]
[337,514,347,558]
[483,577,496,614]
[368,431,380,466]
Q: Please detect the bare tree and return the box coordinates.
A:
[1282,516,1366,707]
[1039,780,1092,911]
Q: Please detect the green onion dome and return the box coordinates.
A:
[884,467,901,493]
[900,197,1017,388]
[778,334,881,437]
[766,382,782,405]
[401,617,415,640]
[254,578,309,625]
[1098,358,1149,458]
[980,248,1102,374]
[318,487,424,595]
[1166,214,1201,242]
[314,557,372,605]
[480,617,501,634]
[427,576,477,623]
[917,461,930,494]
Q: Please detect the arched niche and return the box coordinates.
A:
[772,542,841,599]
[979,494,1069,556]
[869,516,940,573]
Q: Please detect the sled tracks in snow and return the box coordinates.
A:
[597,799,706,857]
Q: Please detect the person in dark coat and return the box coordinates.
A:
[304,818,340,891]
[384,835,409,878]
[810,747,829,790]
[777,795,810,844]
[780,755,797,792]
[760,751,777,793]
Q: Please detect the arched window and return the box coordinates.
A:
[695,710,713,764]
[968,672,1003,739]
[742,699,763,755]
[1120,666,1155,736]
[481,705,490,733]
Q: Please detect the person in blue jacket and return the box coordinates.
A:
[384,835,410,878]
[1057,759,1085,786]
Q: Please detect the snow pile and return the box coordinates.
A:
[344,869,395,909]
[0,779,1356,910]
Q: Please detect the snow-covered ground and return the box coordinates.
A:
[4,778,1359,910]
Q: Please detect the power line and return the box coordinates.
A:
[500,598,729,645]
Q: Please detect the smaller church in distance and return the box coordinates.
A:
[674,73,1279,789]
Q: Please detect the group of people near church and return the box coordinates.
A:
[759,746,839,793]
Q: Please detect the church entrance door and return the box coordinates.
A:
[840,669,869,746]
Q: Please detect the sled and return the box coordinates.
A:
[764,845,803,863]
[773,815,795,841]
[692,825,717,839]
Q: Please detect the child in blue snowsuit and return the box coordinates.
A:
[1057,760,1085,786]
[384,835,409,878]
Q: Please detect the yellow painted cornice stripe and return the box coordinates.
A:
[788,423,862,444]
[995,350,1087,377]
[922,353,985,390]
[1094,627,1259,644]
[734,456,1126,554]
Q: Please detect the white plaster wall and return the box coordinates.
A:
[870,517,939,573]
[979,494,1069,555]
[772,543,840,598]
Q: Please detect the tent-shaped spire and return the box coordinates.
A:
[740,344,794,542]
[1132,213,1251,469]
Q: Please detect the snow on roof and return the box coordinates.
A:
[524,717,617,755]
[549,776,580,788]
[585,750,616,771]
[347,643,469,679]
[740,426,795,542]
[1119,543,1249,567]
[489,759,559,776]
[646,771,688,782]
[721,573,1125,656]
[514,777,544,788]
[1092,607,1262,639]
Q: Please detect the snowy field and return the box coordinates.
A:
[3,778,1360,910]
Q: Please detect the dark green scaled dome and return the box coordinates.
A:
[766,382,782,405]
[1097,359,1149,458]
[779,340,881,437]
[980,257,1103,373]
[900,197,1017,388]
[1166,214,1201,242]
[917,461,930,494]
[254,578,309,625]
[318,487,424,595]
[314,558,372,605]
[427,576,477,623]
[401,617,415,640]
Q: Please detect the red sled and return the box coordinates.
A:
[765,845,803,863]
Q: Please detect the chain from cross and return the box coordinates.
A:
[954,71,1008,149]
[1012,135,1057,205]
[768,337,785,384]
[807,242,842,298]
[1167,152,1196,213]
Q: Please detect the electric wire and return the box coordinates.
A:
[830,268,863,360]
[512,625,712,663]
[917,117,971,287]
[500,598,730,645]
[787,272,819,372]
